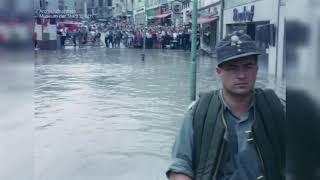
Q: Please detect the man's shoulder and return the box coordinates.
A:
[198,89,220,98]
[254,88,281,101]
[186,89,222,112]
[187,100,198,111]
[254,88,285,111]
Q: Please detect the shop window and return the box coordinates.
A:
[40,0,44,9]
[202,24,211,46]
[201,21,217,50]
[49,18,56,25]
[99,0,104,6]
[107,0,112,6]
[247,23,255,39]
[256,24,276,49]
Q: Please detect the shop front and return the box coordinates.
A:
[198,3,221,55]
[147,4,172,26]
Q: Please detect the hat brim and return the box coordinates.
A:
[218,52,263,66]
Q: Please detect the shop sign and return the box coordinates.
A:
[233,5,254,22]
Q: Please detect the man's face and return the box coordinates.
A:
[216,56,258,96]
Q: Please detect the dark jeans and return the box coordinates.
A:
[61,36,66,46]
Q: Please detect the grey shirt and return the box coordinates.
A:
[167,90,263,179]
[218,90,263,180]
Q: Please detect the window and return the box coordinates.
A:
[99,0,104,6]
[107,0,112,6]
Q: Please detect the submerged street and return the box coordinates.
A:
[34,47,274,180]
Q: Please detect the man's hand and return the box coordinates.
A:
[169,172,192,180]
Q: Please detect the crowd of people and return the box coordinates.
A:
[103,21,200,50]
[104,23,199,50]
[58,18,200,50]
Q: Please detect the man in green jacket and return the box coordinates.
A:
[166,30,285,180]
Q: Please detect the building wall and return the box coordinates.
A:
[133,0,146,24]
[146,0,159,9]
[46,0,59,10]
[224,0,259,9]
[133,0,145,10]
[75,0,111,18]
[199,0,220,9]
[113,0,128,16]
[64,0,76,10]
[34,0,40,10]
[276,1,285,82]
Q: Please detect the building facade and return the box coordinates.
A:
[113,0,133,18]
[63,0,76,10]
[76,0,112,19]
[34,0,76,11]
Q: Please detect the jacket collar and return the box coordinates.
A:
[218,89,255,112]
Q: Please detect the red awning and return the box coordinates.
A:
[148,13,171,19]
[197,17,218,24]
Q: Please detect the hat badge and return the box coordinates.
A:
[231,35,242,46]
[231,35,242,52]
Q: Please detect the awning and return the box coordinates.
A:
[197,17,218,24]
[148,13,171,19]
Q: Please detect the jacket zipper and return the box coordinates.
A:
[213,140,225,177]
[253,108,266,175]
[253,133,265,173]
[213,110,227,178]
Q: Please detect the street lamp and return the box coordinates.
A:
[190,0,198,100]
[141,0,147,60]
